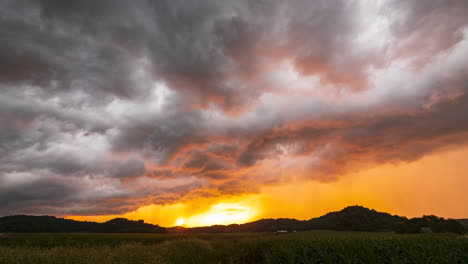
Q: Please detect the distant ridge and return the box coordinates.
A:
[0,215,165,233]
[0,206,464,234]
[305,205,405,231]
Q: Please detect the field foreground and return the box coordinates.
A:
[0,231,466,264]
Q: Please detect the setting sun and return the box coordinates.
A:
[182,203,259,227]
[175,218,185,226]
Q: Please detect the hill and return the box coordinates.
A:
[167,206,405,233]
[0,215,165,233]
[167,218,308,234]
[0,206,464,234]
[306,205,405,231]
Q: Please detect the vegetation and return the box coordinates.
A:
[1,206,464,235]
[0,215,165,233]
[394,215,465,234]
[0,206,427,234]
[0,231,466,264]
[306,205,405,231]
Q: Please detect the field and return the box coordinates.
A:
[0,231,466,264]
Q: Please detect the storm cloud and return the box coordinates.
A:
[1,0,468,215]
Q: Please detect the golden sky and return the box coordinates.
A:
[68,145,468,227]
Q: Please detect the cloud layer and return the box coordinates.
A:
[1,0,468,215]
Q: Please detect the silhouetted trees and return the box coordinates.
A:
[306,206,405,231]
[0,215,165,233]
[1,206,464,234]
[393,215,464,234]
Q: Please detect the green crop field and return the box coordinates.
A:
[0,231,467,264]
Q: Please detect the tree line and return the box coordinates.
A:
[0,206,464,234]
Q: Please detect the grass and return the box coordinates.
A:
[0,231,466,263]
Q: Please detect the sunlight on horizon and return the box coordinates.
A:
[175,218,185,226]
[66,146,468,227]
[181,203,259,227]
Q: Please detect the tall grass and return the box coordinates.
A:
[0,231,466,264]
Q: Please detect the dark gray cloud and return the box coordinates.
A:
[1,0,371,110]
[0,177,81,215]
[1,0,468,216]
[110,157,146,179]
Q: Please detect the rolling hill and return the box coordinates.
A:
[0,206,464,234]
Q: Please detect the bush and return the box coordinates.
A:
[393,216,465,234]
[445,220,465,234]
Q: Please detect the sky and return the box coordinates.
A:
[1,0,467,227]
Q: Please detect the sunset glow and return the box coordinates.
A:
[175,218,185,227]
[185,203,258,227]
[1,0,468,226]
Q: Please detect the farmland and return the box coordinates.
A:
[0,231,466,264]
